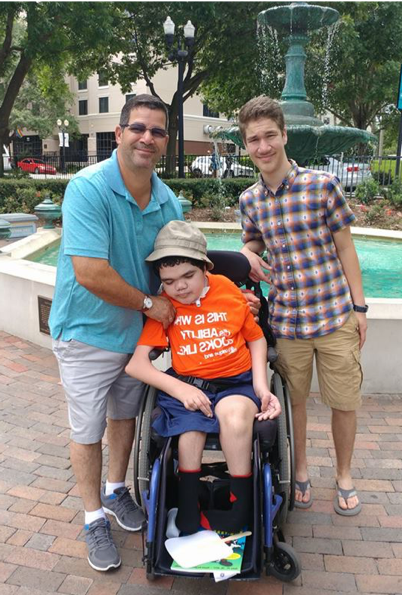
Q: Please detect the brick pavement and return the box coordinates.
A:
[0,330,401,594]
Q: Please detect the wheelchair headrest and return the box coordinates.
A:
[207,250,251,285]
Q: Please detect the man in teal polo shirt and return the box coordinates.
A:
[50,95,183,571]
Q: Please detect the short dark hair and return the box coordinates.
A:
[120,94,169,129]
[153,255,206,276]
[238,95,285,140]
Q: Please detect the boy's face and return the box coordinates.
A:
[159,262,207,305]
[243,117,288,179]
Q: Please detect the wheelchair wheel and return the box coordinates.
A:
[133,385,157,508]
[269,541,301,582]
[272,372,294,526]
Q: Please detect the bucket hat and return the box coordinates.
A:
[146,220,214,270]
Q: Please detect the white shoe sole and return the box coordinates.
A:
[103,507,144,532]
[87,556,121,572]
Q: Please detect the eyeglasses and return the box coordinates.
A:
[120,123,168,139]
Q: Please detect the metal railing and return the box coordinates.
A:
[6,152,402,188]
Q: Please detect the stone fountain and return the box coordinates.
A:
[216,2,376,164]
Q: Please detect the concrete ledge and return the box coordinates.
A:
[0,225,401,392]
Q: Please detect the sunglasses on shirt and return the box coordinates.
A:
[120,123,168,139]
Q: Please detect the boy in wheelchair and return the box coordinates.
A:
[126,220,281,536]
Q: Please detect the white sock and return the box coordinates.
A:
[85,508,106,526]
[105,480,125,496]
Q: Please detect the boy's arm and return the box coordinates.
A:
[332,226,367,349]
[247,337,281,420]
[125,346,213,417]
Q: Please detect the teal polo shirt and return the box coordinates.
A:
[49,150,183,353]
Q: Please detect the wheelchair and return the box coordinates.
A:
[132,250,300,582]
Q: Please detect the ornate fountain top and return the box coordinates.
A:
[258,2,339,35]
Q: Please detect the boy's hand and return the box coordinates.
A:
[241,289,261,318]
[180,387,213,418]
[145,295,176,329]
[255,390,282,421]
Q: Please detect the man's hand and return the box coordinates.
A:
[180,386,213,418]
[241,289,261,318]
[255,389,282,421]
[354,311,367,349]
[241,246,271,283]
[145,295,176,329]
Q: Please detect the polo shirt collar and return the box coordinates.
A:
[103,149,170,206]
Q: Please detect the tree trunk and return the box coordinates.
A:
[0,53,32,177]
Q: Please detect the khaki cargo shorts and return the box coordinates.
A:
[53,338,146,444]
[275,312,363,411]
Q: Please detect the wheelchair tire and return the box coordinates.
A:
[272,372,291,527]
[284,382,296,512]
[269,541,301,582]
[133,385,157,508]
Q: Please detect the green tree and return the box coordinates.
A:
[307,2,402,131]
[201,1,402,142]
[10,67,79,144]
[0,1,121,175]
[104,2,267,173]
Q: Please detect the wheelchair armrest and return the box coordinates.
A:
[268,346,278,364]
[253,417,278,449]
[149,348,169,361]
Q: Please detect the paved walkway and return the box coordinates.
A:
[0,331,401,595]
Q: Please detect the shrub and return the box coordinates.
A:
[355,178,381,204]
[0,179,69,213]
[383,178,402,207]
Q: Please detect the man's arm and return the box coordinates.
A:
[125,345,212,417]
[240,241,271,283]
[332,226,367,348]
[72,256,175,327]
[247,337,281,420]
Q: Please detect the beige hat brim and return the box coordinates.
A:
[145,247,214,270]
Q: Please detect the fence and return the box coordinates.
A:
[7,152,402,190]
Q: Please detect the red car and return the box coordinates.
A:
[17,158,57,175]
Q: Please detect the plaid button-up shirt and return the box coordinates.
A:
[240,161,356,339]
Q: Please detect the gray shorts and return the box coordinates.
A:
[52,338,146,444]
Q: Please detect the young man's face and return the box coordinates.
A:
[159,262,207,305]
[243,117,288,179]
[115,106,168,172]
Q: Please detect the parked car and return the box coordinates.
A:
[191,155,255,178]
[309,156,372,190]
[17,158,57,175]
[2,145,12,171]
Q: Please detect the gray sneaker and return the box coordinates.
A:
[84,517,121,572]
[101,485,145,531]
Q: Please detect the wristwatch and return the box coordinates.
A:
[141,294,153,312]
[353,304,369,313]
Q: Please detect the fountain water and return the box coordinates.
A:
[216,2,376,164]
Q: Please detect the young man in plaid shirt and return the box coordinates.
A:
[238,95,367,516]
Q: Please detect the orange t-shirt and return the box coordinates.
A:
[137,274,263,379]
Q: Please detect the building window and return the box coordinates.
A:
[79,100,88,116]
[96,132,117,160]
[99,97,109,114]
[203,104,219,118]
[126,93,136,103]
[98,70,109,87]
[78,80,87,90]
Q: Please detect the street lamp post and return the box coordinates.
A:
[163,16,195,178]
[57,118,69,173]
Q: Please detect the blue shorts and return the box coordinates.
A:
[151,369,260,438]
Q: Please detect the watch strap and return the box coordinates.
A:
[353,304,369,313]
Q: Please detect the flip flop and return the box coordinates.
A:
[333,483,362,516]
[294,479,313,509]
